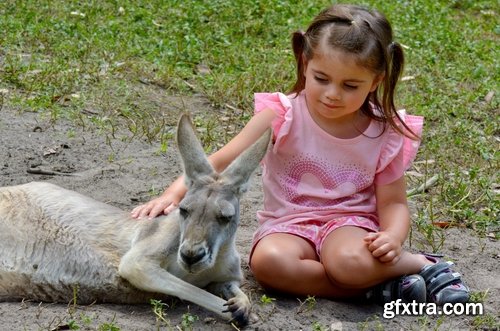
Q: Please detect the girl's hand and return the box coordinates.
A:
[130,194,180,220]
[363,231,402,265]
[131,177,187,220]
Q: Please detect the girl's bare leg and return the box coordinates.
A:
[321,226,431,288]
[250,233,364,298]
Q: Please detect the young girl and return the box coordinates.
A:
[132,4,469,305]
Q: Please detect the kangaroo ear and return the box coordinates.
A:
[220,129,271,195]
[177,114,215,186]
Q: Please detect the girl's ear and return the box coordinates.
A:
[370,74,385,92]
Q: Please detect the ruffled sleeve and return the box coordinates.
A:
[375,111,424,185]
[254,93,293,152]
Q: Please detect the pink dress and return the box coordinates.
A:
[250,91,424,259]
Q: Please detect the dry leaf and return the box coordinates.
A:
[43,148,58,156]
[402,75,415,81]
[485,91,495,103]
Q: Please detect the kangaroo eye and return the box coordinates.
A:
[217,215,232,224]
[179,207,189,218]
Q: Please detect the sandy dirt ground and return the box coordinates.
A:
[0,103,498,331]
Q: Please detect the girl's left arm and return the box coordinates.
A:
[364,176,410,264]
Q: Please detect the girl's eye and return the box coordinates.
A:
[344,84,358,90]
[314,76,328,83]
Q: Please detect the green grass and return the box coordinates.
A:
[1,0,498,239]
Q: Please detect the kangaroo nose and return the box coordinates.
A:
[180,247,206,265]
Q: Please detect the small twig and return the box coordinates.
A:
[407,174,439,196]
[27,167,79,177]
[183,80,196,90]
[224,103,244,114]
[230,322,241,331]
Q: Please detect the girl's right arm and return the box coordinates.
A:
[130,108,276,219]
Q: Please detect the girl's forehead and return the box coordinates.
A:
[311,48,374,76]
[316,47,353,64]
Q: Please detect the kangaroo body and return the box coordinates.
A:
[0,115,271,325]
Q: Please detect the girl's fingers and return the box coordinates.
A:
[371,242,392,258]
[130,205,146,219]
[364,233,379,249]
[380,251,401,265]
[130,205,144,216]
[146,200,172,219]
[364,232,378,241]
[138,204,154,219]
[164,202,178,215]
[378,250,395,263]
[368,237,385,252]
[147,206,162,219]
[129,197,180,220]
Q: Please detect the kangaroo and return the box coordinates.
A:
[0,114,271,325]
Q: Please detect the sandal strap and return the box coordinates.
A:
[420,261,454,281]
[389,278,402,301]
[379,278,401,302]
[427,272,462,295]
[422,252,444,258]
[370,277,402,303]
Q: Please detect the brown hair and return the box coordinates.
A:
[290,4,418,139]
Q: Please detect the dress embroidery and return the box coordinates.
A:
[278,153,372,207]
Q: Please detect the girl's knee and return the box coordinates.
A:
[250,234,317,285]
[250,245,285,282]
[323,248,374,287]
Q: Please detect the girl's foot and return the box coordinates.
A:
[419,254,470,305]
[367,274,427,303]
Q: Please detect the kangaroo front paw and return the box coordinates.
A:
[223,296,255,326]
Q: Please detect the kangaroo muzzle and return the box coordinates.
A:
[179,241,210,270]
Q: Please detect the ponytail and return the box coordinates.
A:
[290,31,307,95]
[385,42,404,115]
[382,42,419,140]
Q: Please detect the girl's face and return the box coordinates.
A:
[303,48,382,133]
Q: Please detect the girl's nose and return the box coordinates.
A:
[325,85,341,101]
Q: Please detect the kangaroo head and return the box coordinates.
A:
[175,114,270,273]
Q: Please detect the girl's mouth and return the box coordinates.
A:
[322,102,341,109]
